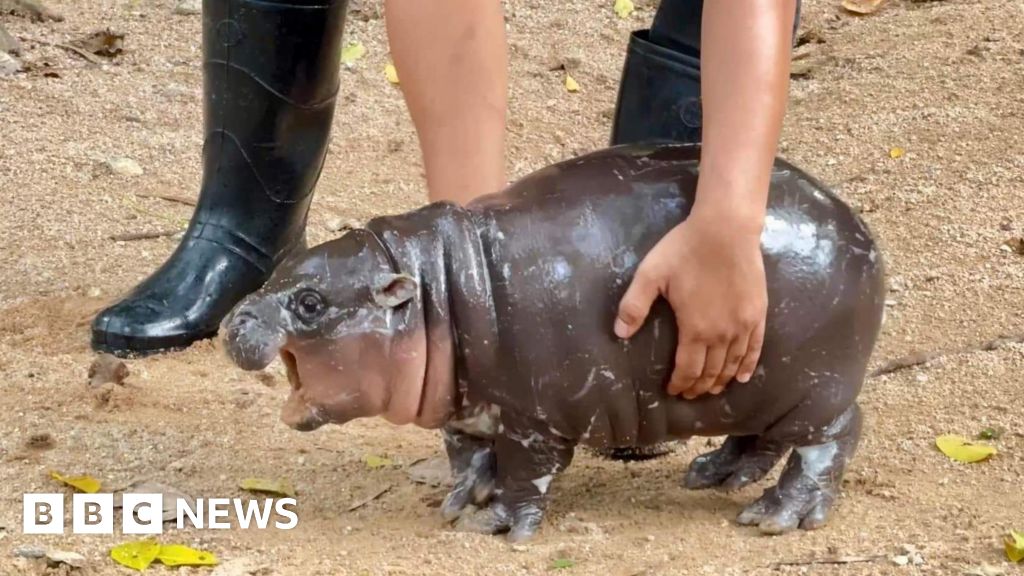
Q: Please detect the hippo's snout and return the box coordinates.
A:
[221,299,286,371]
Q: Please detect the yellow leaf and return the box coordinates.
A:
[889,147,905,159]
[565,73,580,93]
[110,540,160,572]
[842,0,886,15]
[341,41,367,66]
[935,434,997,463]
[384,63,399,84]
[613,0,634,18]
[239,478,296,497]
[155,544,219,567]
[1006,530,1024,563]
[50,471,101,493]
[364,455,393,469]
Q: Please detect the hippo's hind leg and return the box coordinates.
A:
[737,403,863,535]
[684,435,788,492]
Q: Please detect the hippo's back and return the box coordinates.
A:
[461,143,885,446]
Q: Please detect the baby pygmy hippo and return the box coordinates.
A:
[222,143,886,542]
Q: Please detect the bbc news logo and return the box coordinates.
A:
[23,494,298,534]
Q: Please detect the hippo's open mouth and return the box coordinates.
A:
[281,350,302,392]
[279,349,326,432]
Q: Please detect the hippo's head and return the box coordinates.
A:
[221,229,421,432]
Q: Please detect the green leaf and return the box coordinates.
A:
[551,558,575,570]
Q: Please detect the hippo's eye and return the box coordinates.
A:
[292,289,326,323]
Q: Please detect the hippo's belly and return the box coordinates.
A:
[460,144,882,447]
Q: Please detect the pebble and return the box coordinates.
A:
[173,0,202,15]
[45,550,86,569]
[13,545,46,559]
[0,52,21,76]
[104,157,144,177]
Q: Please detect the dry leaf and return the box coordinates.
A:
[613,0,634,19]
[384,63,399,84]
[239,478,296,497]
[842,0,887,15]
[565,73,580,92]
[340,41,366,66]
[72,29,124,57]
[889,147,905,159]
[50,471,101,493]
[406,455,453,487]
[45,550,86,569]
[155,544,218,567]
[364,455,393,469]
[110,540,160,571]
[1006,530,1024,563]
[1002,238,1024,255]
[935,434,996,463]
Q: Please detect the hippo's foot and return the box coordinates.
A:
[441,428,496,522]
[737,405,863,535]
[684,435,786,491]
[453,501,544,543]
[449,414,575,543]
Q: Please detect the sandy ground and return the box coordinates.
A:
[1,0,1023,574]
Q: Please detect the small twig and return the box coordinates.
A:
[769,554,886,569]
[346,485,392,512]
[109,229,181,242]
[136,192,197,207]
[20,37,101,64]
[869,331,1024,378]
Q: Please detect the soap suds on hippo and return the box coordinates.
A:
[223,143,885,542]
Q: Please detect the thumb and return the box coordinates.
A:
[614,268,660,339]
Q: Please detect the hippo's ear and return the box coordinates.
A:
[371,273,419,308]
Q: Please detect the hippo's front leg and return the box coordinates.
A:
[455,415,575,542]
[440,426,496,522]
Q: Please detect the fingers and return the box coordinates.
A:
[667,336,707,396]
[684,342,726,400]
[736,318,766,383]
[614,265,662,340]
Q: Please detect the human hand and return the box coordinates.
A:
[613,208,767,399]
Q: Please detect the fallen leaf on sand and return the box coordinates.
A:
[406,455,453,487]
[384,62,399,84]
[565,73,580,92]
[71,29,124,58]
[1006,530,1024,563]
[935,434,996,463]
[340,41,366,66]
[50,471,101,493]
[364,455,393,469]
[45,549,86,569]
[889,146,905,159]
[1002,238,1024,255]
[551,558,576,570]
[239,478,296,498]
[842,0,887,15]
[613,0,634,19]
[155,544,218,567]
[110,540,161,571]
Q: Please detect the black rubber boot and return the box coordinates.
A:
[92,0,349,357]
[610,0,801,146]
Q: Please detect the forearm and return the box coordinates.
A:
[693,0,796,233]
[384,0,508,205]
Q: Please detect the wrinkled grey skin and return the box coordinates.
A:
[222,143,886,542]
